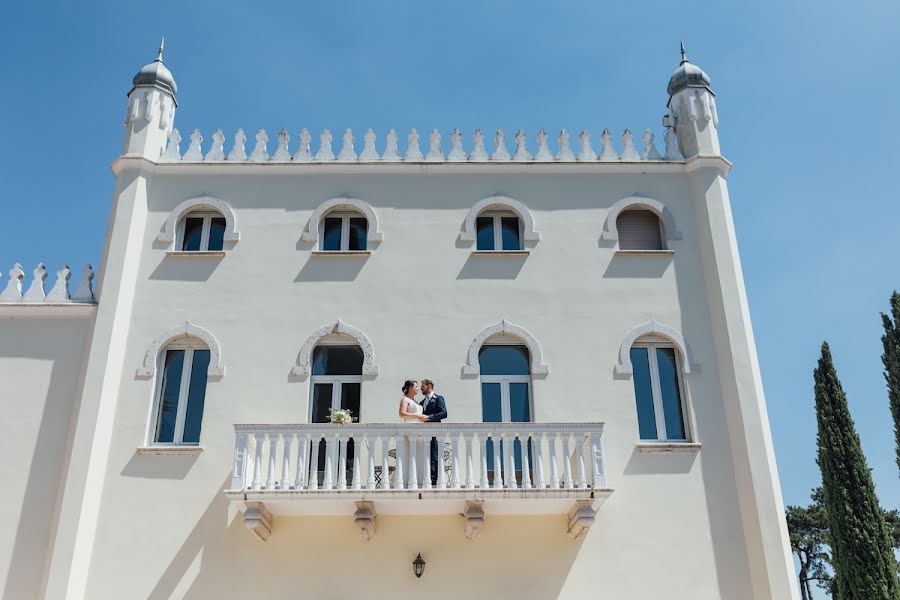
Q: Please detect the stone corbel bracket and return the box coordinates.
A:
[463,500,485,541]
[354,501,377,541]
[566,499,596,539]
[243,501,273,542]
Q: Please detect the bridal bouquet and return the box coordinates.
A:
[328,408,356,425]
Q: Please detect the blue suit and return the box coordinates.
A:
[422,394,447,484]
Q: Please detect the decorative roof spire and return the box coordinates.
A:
[680,40,687,64]
[130,37,177,98]
[156,37,165,63]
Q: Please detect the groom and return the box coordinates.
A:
[420,379,447,485]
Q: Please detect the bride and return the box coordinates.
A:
[398,380,427,487]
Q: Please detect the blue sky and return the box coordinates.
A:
[1,0,898,509]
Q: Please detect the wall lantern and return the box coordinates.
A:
[413,553,426,578]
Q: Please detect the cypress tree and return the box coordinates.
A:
[880,291,900,476]
[814,342,900,599]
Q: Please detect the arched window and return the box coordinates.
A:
[461,196,540,252]
[480,343,533,484]
[617,209,664,251]
[178,211,227,252]
[630,337,689,441]
[309,344,364,423]
[151,338,211,445]
[320,209,369,252]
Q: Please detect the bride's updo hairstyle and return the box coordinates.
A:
[402,380,418,395]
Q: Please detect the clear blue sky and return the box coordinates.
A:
[1,0,898,509]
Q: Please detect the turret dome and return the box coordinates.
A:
[667,43,711,97]
[129,40,177,99]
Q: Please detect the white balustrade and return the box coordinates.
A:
[0,263,95,304]
[229,423,605,494]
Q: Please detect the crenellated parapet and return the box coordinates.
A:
[159,126,683,164]
[0,263,95,304]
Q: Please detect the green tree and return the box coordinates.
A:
[880,291,900,477]
[786,487,832,599]
[814,342,900,599]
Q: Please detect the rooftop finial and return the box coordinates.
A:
[156,37,165,63]
[680,40,687,64]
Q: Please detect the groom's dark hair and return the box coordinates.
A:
[421,379,434,388]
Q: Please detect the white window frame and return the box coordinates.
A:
[149,340,207,446]
[480,374,532,422]
[477,211,523,251]
[633,340,690,441]
[178,211,225,252]
[318,211,368,252]
[309,375,364,421]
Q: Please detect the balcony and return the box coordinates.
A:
[225,422,611,541]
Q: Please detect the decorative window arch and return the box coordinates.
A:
[292,320,379,378]
[136,321,225,378]
[615,320,699,376]
[601,196,682,244]
[462,320,549,376]
[460,196,541,243]
[157,196,240,249]
[301,197,383,244]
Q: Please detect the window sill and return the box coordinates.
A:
[166,251,226,257]
[311,250,372,257]
[136,446,204,456]
[635,442,701,454]
[470,250,530,256]
[614,249,674,256]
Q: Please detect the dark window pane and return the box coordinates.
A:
[656,348,686,440]
[155,350,185,443]
[509,383,531,423]
[479,345,530,376]
[340,382,361,419]
[630,348,658,440]
[312,346,364,376]
[207,218,226,251]
[181,217,204,252]
[182,350,210,444]
[322,217,343,251]
[500,217,521,250]
[476,216,495,251]
[348,218,367,251]
[481,382,502,423]
[311,383,334,423]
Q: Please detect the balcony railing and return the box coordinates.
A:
[225,422,610,541]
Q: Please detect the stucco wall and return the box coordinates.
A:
[0,316,90,599]
[79,170,757,599]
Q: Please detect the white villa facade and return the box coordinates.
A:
[0,45,800,599]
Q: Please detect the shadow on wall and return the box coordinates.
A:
[294,254,368,282]
[457,254,527,280]
[623,448,698,476]
[602,254,671,279]
[121,452,200,480]
[149,256,224,282]
[135,482,586,599]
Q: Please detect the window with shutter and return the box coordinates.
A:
[617,210,664,250]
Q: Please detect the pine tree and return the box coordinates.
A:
[880,291,900,477]
[814,342,900,599]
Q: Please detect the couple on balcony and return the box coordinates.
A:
[398,379,448,486]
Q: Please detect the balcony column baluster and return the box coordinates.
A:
[576,434,588,489]
[492,434,503,489]
[504,432,517,489]
[534,432,546,489]
[337,434,348,490]
[380,435,391,490]
[308,434,320,490]
[295,433,309,490]
[352,433,363,490]
[266,434,278,491]
[465,433,477,489]
[323,435,335,490]
[549,432,560,490]
[251,433,264,491]
[365,434,376,490]
[562,433,574,490]
[450,433,461,490]
[590,432,606,488]
[520,433,532,489]
[437,433,448,489]
[422,434,432,490]
[231,433,249,491]
[408,434,419,490]
[279,434,293,490]
[395,433,405,490]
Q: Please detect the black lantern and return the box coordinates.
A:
[413,553,426,578]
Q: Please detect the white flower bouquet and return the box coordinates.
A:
[328,407,356,425]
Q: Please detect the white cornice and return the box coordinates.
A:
[0,304,97,318]
[111,155,732,177]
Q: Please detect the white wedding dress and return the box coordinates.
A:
[400,397,424,487]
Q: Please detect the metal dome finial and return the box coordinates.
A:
[680,40,688,64]
[156,37,165,63]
